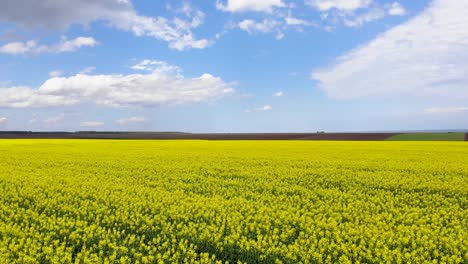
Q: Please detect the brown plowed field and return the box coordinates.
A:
[0,132,399,140]
[465,133,468,141]
[296,133,399,141]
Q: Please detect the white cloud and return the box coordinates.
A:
[274,91,284,97]
[131,60,181,73]
[221,3,315,39]
[343,8,386,27]
[312,0,468,102]
[120,9,210,50]
[0,1,209,51]
[79,66,96,75]
[217,0,284,13]
[238,19,280,34]
[285,16,314,26]
[0,40,36,54]
[49,70,62,78]
[233,7,317,38]
[0,37,97,55]
[0,117,7,124]
[306,0,373,12]
[245,105,272,112]
[425,107,468,114]
[306,0,389,27]
[0,86,79,108]
[81,121,104,127]
[0,60,234,108]
[388,2,407,16]
[116,116,146,125]
[56,37,98,52]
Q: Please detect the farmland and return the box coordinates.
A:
[0,140,467,263]
[386,133,465,141]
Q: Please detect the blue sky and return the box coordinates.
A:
[0,0,467,132]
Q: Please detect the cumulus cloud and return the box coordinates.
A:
[425,107,468,114]
[0,86,79,108]
[388,2,407,16]
[0,0,209,51]
[116,116,146,125]
[217,0,284,13]
[0,117,7,124]
[312,0,468,102]
[306,0,373,12]
[245,105,272,112]
[274,91,284,97]
[0,37,97,55]
[0,60,234,108]
[81,121,104,127]
[238,19,283,38]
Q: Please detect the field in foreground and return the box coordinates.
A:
[0,140,467,263]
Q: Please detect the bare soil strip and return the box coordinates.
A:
[465,133,468,141]
[0,132,399,140]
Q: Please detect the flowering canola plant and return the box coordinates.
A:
[0,140,467,263]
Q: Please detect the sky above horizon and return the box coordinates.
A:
[0,0,467,132]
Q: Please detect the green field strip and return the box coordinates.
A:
[385,133,465,141]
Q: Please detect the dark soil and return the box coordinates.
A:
[0,132,399,141]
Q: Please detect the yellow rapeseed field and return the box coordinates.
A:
[0,140,467,263]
